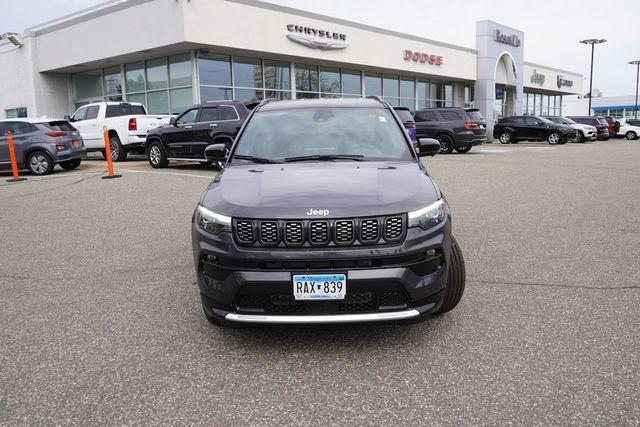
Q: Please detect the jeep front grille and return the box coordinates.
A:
[232,215,407,247]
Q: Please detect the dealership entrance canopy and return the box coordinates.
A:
[0,0,582,139]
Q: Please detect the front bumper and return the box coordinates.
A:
[193,217,452,324]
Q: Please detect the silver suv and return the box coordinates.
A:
[0,119,86,175]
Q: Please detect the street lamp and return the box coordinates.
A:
[580,38,607,115]
[629,60,640,119]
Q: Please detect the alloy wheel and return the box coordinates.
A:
[626,132,636,140]
[499,132,511,144]
[548,132,560,145]
[110,140,119,161]
[149,145,161,165]
[29,154,49,174]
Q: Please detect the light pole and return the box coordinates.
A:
[629,60,640,119]
[580,39,607,115]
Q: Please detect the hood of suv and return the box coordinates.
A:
[201,161,440,219]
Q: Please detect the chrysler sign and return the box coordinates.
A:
[286,24,348,50]
[557,75,574,89]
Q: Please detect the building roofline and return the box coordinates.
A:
[228,0,477,53]
[24,0,154,36]
[523,61,581,77]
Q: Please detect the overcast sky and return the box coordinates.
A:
[1,0,639,96]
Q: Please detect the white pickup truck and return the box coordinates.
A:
[68,102,172,161]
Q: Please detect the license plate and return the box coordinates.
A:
[72,140,80,148]
[292,274,346,300]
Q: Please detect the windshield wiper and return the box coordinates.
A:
[284,154,365,163]
[233,154,279,164]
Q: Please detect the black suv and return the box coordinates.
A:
[192,98,465,325]
[413,107,486,154]
[493,115,576,144]
[146,101,251,168]
[567,116,610,140]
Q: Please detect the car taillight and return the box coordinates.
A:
[46,132,67,137]
[464,121,478,129]
[129,118,137,131]
[55,144,67,151]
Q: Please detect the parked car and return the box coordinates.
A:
[413,107,486,153]
[493,115,576,144]
[567,116,610,140]
[193,97,465,325]
[0,118,86,175]
[544,116,597,142]
[615,118,640,140]
[145,101,251,168]
[393,106,416,142]
[624,118,640,127]
[67,102,172,161]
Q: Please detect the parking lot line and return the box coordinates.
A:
[118,168,214,179]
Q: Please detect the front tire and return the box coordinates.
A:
[110,135,127,162]
[547,132,561,145]
[435,237,466,315]
[437,134,455,154]
[576,131,585,143]
[454,145,472,153]
[27,151,54,175]
[498,132,512,144]
[59,159,81,170]
[147,142,168,168]
[625,131,637,140]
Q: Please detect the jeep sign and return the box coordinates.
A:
[530,69,546,86]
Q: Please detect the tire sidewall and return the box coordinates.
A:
[547,132,561,145]
[110,135,127,162]
[147,142,168,168]
[626,131,636,140]
[437,134,455,154]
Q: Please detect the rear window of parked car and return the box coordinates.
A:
[394,109,414,123]
[105,104,146,118]
[219,106,239,121]
[44,121,76,132]
[1,121,34,135]
[466,110,484,121]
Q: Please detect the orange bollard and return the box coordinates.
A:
[101,127,121,180]
[6,131,27,182]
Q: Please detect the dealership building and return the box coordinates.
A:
[0,0,582,139]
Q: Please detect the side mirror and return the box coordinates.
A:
[205,143,228,161]
[416,138,440,157]
[64,115,71,121]
[169,116,178,126]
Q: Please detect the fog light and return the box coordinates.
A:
[426,249,436,257]
[206,254,217,262]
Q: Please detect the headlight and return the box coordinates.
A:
[408,199,446,230]
[195,205,232,235]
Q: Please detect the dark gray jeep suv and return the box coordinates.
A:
[192,97,465,325]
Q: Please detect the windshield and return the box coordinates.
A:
[562,117,576,124]
[232,107,413,163]
[538,117,554,124]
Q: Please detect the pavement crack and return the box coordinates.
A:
[470,278,640,290]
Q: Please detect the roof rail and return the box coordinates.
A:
[253,97,281,111]
[365,95,387,105]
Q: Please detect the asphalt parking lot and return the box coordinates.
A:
[1,141,639,425]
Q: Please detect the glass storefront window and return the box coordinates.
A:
[125,62,145,93]
[265,90,292,100]
[535,94,542,115]
[233,56,263,88]
[170,87,193,114]
[444,84,453,107]
[365,73,382,96]
[146,57,168,90]
[200,86,233,101]
[147,90,169,114]
[72,70,103,99]
[400,98,415,109]
[127,93,145,107]
[169,53,192,87]
[198,53,232,86]
[264,60,290,91]
[320,67,340,94]
[383,75,399,98]
[295,63,318,92]
[297,92,320,99]
[342,70,361,95]
[400,77,414,98]
[103,67,121,98]
[417,78,429,101]
[235,88,264,102]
